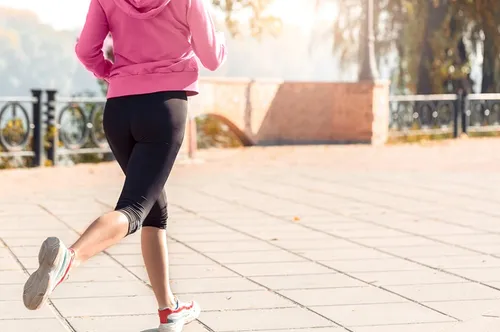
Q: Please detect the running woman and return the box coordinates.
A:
[22,0,227,331]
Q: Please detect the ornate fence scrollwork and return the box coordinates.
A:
[58,103,89,150]
[389,95,457,137]
[89,103,107,148]
[0,92,43,167]
[467,94,500,132]
[46,93,111,166]
[0,101,32,152]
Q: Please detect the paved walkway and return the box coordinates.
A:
[2,139,500,332]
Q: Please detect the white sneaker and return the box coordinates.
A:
[23,237,75,310]
[158,299,201,332]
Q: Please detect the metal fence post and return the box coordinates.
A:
[462,93,469,136]
[453,91,463,138]
[46,90,58,166]
[31,89,43,167]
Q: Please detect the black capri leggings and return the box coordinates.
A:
[103,91,188,235]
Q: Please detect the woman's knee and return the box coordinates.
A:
[116,203,168,235]
[115,200,148,235]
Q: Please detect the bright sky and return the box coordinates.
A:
[0,0,335,31]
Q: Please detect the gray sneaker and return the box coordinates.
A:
[23,237,75,310]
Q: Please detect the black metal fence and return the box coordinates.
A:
[0,90,111,168]
[46,91,110,165]
[2,90,500,167]
[0,91,43,167]
[389,93,500,138]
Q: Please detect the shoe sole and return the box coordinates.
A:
[23,237,64,310]
[159,302,201,332]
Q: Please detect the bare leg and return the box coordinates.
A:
[71,211,129,265]
[142,226,176,309]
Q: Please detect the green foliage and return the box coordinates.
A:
[196,115,244,149]
[317,0,500,94]
[210,0,282,38]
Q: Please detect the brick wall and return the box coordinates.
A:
[179,78,390,157]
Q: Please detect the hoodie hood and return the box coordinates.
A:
[113,0,171,19]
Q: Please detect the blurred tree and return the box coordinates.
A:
[315,0,500,94]
[211,0,282,38]
[456,0,500,92]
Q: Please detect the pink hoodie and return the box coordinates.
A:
[75,0,227,98]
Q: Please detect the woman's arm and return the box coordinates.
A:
[75,0,113,81]
[188,0,227,71]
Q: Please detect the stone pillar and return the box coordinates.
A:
[371,80,390,146]
[178,98,200,161]
[329,80,390,145]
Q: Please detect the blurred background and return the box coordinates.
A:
[0,0,495,95]
[1,0,500,167]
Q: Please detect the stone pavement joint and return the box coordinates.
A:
[1,140,500,332]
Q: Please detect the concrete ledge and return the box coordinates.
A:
[183,77,391,156]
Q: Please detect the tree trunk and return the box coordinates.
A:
[481,29,496,93]
[416,1,447,94]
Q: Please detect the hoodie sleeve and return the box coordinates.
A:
[75,0,113,81]
[187,0,227,71]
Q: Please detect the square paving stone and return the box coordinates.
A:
[52,295,158,317]
[313,302,454,327]
[280,286,405,306]
[424,299,500,320]
[186,240,278,253]
[182,290,295,311]
[413,255,500,269]
[437,316,500,332]
[251,273,364,290]
[297,248,392,261]
[0,230,78,241]
[171,277,263,293]
[69,314,159,332]
[270,239,359,250]
[387,283,500,302]
[445,268,500,282]
[0,300,54,319]
[0,269,27,284]
[205,250,304,264]
[54,267,137,283]
[383,246,477,258]
[113,253,214,267]
[0,318,69,332]
[52,280,152,298]
[129,264,238,281]
[200,307,334,331]
[19,253,119,269]
[0,255,21,270]
[1,283,23,300]
[351,269,465,286]
[256,329,339,332]
[321,258,422,273]
[172,232,254,242]
[227,262,332,277]
[355,236,442,248]
[353,323,457,332]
